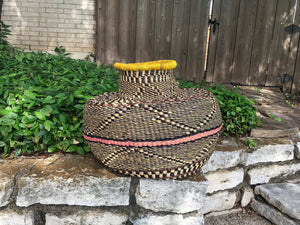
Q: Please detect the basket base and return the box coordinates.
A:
[109,157,210,180]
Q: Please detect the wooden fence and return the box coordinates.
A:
[206,0,300,94]
[96,0,300,94]
[96,0,210,83]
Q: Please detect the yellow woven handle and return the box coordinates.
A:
[114,60,177,71]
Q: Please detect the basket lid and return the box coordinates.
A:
[114,60,177,71]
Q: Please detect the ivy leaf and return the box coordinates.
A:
[43,96,55,104]
[21,115,36,124]
[59,114,67,126]
[0,117,16,126]
[40,105,53,116]
[48,146,56,153]
[44,120,51,131]
[66,145,78,153]
[84,146,91,152]
[77,147,84,155]
[34,111,46,120]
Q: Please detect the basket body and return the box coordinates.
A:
[83,61,222,179]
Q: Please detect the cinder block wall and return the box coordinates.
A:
[1,0,96,57]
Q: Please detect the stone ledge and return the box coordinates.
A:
[204,168,244,194]
[0,177,14,207]
[17,175,131,207]
[130,211,204,225]
[255,183,300,220]
[135,179,208,214]
[202,138,295,174]
[0,158,37,207]
[247,162,300,185]
[0,209,34,225]
[241,143,294,166]
[203,191,238,214]
[251,200,299,225]
[16,154,131,207]
[0,137,298,223]
[45,210,128,225]
[201,150,242,173]
[241,186,255,207]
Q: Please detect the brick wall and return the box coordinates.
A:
[1,0,96,56]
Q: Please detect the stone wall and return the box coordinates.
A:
[0,136,299,225]
[1,0,95,59]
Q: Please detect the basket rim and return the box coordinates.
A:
[114,60,177,71]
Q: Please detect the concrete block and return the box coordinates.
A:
[45,0,63,3]
[0,209,34,225]
[130,212,204,225]
[16,154,131,207]
[204,168,244,193]
[46,211,128,225]
[251,200,299,225]
[58,4,78,9]
[255,183,300,220]
[64,0,82,4]
[39,22,58,28]
[24,12,40,17]
[28,7,45,13]
[201,150,242,173]
[21,2,39,7]
[46,8,64,13]
[203,191,237,214]
[39,3,59,8]
[248,163,300,185]
[58,23,76,29]
[242,143,294,166]
[135,179,208,213]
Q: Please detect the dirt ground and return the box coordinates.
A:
[205,208,273,225]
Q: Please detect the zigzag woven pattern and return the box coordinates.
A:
[83,62,222,179]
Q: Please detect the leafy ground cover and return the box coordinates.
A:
[0,23,259,157]
[0,43,119,157]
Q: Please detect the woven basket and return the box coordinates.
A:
[83,60,222,179]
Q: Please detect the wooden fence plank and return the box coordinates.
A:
[96,0,105,64]
[248,0,277,85]
[292,45,300,95]
[153,0,174,60]
[284,0,300,93]
[206,0,221,83]
[291,3,300,95]
[291,47,300,95]
[119,0,137,63]
[231,0,259,84]
[170,0,191,79]
[211,0,240,83]
[266,0,296,87]
[186,0,209,83]
[135,0,155,62]
[104,0,119,64]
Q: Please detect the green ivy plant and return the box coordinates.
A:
[244,138,257,149]
[54,46,71,57]
[0,44,119,157]
[0,20,11,45]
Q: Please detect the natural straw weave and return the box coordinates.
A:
[83,60,222,179]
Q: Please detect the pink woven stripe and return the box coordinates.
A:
[84,125,222,147]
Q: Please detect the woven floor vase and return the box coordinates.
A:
[83,60,222,179]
